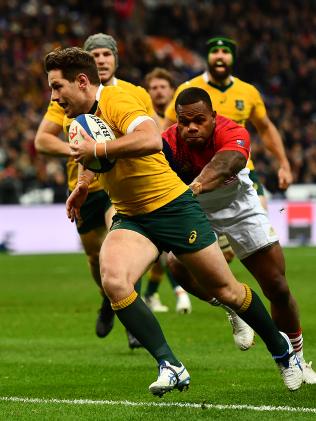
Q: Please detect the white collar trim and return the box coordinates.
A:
[203,71,234,84]
[96,84,103,101]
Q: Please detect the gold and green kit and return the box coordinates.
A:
[95,85,188,216]
[44,78,156,193]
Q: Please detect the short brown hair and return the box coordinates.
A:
[144,67,175,89]
[44,47,100,85]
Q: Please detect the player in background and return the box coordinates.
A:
[163,87,316,384]
[48,47,304,393]
[164,36,292,260]
[143,68,192,314]
[35,33,158,349]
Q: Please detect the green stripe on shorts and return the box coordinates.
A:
[249,169,264,196]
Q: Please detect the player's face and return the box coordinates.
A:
[148,78,174,109]
[177,101,216,147]
[207,47,233,81]
[48,70,88,118]
[90,48,116,85]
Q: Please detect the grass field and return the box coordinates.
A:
[1,248,316,420]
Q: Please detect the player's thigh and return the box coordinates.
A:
[100,228,159,285]
[209,188,277,260]
[241,242,286,289]
[226,212,278,260]
[176,241,239,295]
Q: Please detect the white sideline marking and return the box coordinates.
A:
[0,396,316,413]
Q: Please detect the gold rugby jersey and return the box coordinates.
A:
[165,72,267,170]
[44,78,157,192]
[96,85,187,216]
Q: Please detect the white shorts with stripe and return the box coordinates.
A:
[197,169,279,260]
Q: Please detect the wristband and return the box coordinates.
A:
[94,142,108,159]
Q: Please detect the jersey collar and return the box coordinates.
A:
[96,84,104,101]
[203,71,234,92]
[88,84,104,113]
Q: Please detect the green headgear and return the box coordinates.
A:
[83,33,118,69]
[206,37,237,63]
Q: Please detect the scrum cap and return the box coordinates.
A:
[83,33,118,69]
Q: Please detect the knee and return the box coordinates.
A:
[215,286,241,309]
[86,251,100,270]
[99,263,116,293]
[261,274,292,304]
[99,262,129,300]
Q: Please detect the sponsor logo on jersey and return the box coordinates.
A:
[236,139,245,146]
[235,99,245,111]
[188,230,197,244]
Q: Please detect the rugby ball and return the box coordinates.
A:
[68,113,116,173]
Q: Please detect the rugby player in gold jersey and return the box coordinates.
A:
[35,33,156,349]
[45,46,303,394]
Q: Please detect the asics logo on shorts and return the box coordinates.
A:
[188,230,197,244]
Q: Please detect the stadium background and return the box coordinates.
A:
[0,0,316,249]
[0,3,316,418]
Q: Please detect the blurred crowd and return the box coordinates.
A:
[1,0,316,203]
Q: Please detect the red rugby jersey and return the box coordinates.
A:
[162,114,250,184]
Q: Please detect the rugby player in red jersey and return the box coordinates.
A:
[163,87,316,384]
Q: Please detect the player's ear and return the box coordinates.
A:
[77,73,88,88]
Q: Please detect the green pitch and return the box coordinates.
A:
[0,248,315,420]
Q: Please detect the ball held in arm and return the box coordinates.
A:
[68,113,116,172]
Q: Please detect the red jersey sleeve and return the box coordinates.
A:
[214,117,251,161]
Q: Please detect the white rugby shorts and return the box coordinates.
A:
[197,169,279,260]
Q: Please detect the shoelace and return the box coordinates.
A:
[227,313,240,333]
[159,363,179,386]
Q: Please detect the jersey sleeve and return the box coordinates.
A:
[99,87,151,135]
[43,101,65,126]
[249,85,267,122]
[136,86,156,117]
[216,125,251,161]
[164,93,177,123]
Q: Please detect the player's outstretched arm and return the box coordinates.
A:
[190,151,246,195]
[252,114,293,189]
[34,118,71,157]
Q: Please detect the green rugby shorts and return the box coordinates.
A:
[110,189,216,254]
[73,190,112,234]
